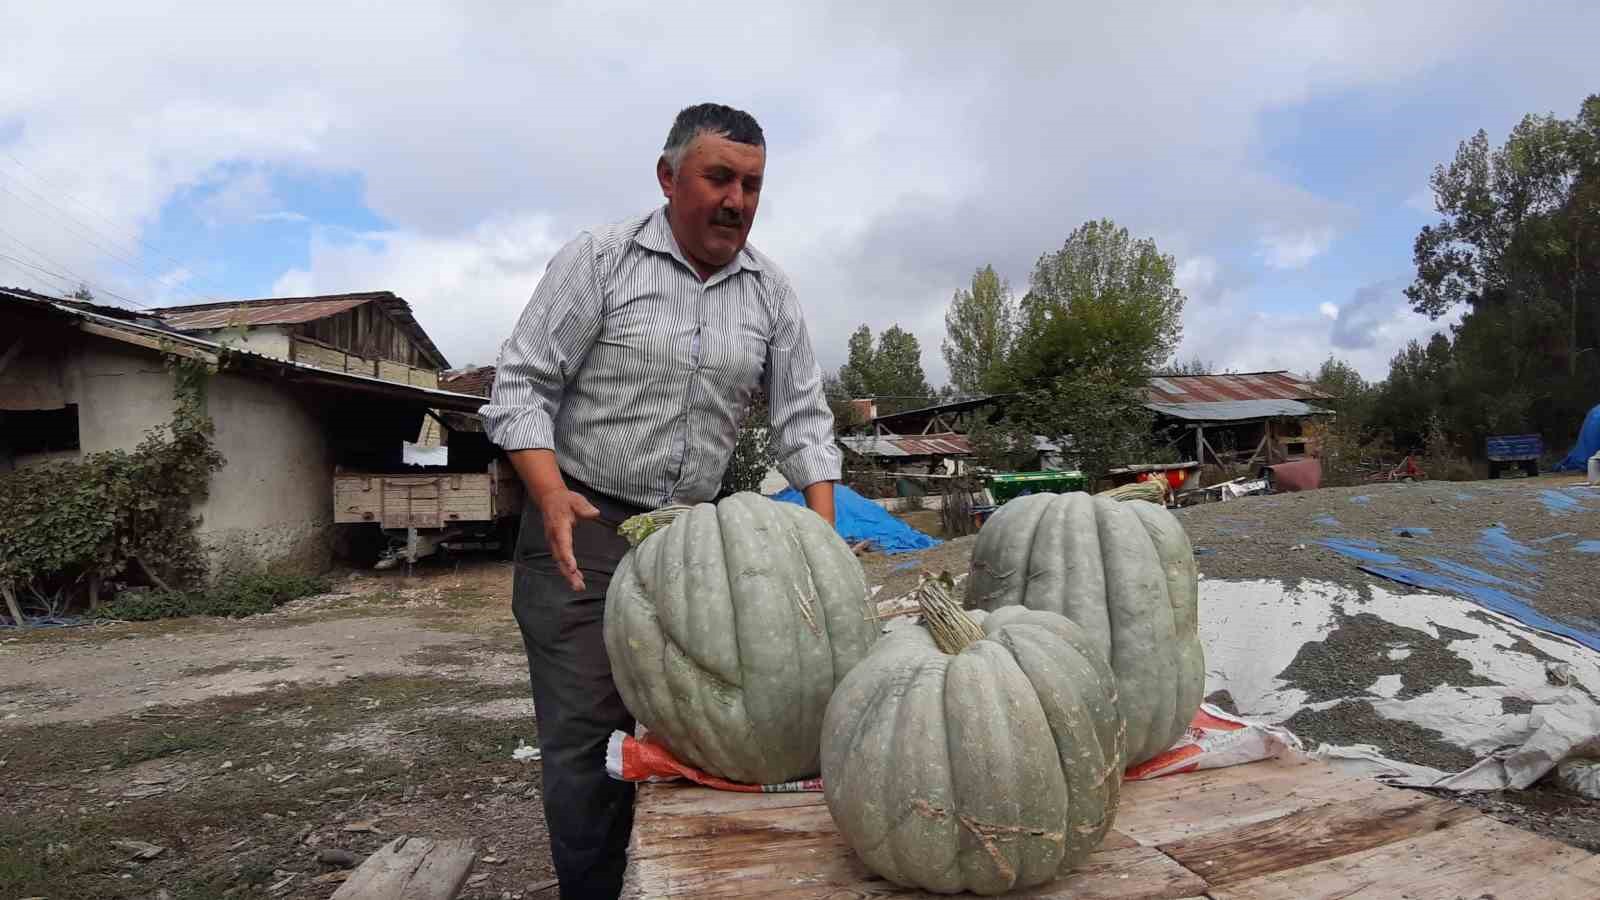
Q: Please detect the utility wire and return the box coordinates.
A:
[0,178,201,306]
[1,151,241,304]
[0,227,153,309]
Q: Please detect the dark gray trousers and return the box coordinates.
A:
[512,477,646,900]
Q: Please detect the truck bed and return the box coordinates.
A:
[622,753,1600,898]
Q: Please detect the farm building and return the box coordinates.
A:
[0,287,490,578]
[841,371,1332,486]
[1146,371,1332,467]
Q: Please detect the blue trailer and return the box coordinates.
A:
[1486,433,1542,478]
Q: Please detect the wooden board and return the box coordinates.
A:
[331,835,477,899]
[622,753,1600,899]
[335,473,496,526]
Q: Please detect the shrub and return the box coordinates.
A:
[102,569,331,621]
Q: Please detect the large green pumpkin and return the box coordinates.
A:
[821,578,1125,896]
[603,492,880,785]
[968,492,1204,765]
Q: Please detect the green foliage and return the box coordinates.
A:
[0,354,226,611]
[101,569,331,621]
[965,415,1039,473]
[941,264,1016,396]
[719,398,774,497]
[1159,356,1222,376]
[1013,369,1156,488]
[1007,218,1185,389]
[1401,93,1600,456]
[834,324,936,415]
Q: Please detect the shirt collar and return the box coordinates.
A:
[634,204,764,278]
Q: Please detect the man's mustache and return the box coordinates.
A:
[711,210,743,228]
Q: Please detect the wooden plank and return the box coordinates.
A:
[334,475,382,523]
[1213,813,1600,900]
[1158,788,1478,887]
[409,367,439,388]
[1115,756,1391,846]
[624,792,1204,899]
[331,835,477,900]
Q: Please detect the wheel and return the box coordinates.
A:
[1523,459,1539,478]
[1488,461,1502,479]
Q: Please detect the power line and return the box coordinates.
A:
[0,227,153,309]
[1,151,241,304]
[0,178,202,307]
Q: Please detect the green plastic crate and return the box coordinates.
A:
[984,470,1088,505]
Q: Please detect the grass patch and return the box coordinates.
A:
[102,570,332,622]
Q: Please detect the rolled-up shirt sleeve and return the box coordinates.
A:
[765,281,842,489]
[481,233,604,452]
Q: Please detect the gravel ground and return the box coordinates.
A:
[878,484,1600,851]
[1176,476,1600,627]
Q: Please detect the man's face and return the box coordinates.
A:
[657,133,765,275]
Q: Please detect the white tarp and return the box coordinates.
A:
[1199,576,1600,792]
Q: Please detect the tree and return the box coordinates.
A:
[1403,93,1600,454]
[837,326,878,400]
[719,398,774,497]
[941,264,1015,396]
[1013,369,1155,488]
[1007,218,1185,389]
[873,326,934,412]
[70,283,95,302]
[834,324,935,416]
[1159,356,1220,376]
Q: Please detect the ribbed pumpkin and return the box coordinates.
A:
[968,492,1204,765]
[821,575,1125,896]
[603,492,880,785]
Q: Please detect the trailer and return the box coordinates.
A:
[1487,432,1542,478]
[333,461,523,566]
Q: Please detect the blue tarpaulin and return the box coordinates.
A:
[770,483,940,554]
[1557,404,1600,472]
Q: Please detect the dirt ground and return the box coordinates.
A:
[1,562,548,899]
[3,476,1597,896]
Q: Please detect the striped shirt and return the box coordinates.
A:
[480,203,841,510]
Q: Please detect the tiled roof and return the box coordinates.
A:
[440,366,496,398]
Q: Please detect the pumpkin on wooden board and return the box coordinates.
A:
[603,491,880,785]
[821,574,1125,896]
[968,491,1204,765]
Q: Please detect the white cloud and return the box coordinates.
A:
[1177,274,1462,380]
[1257,225,1339,270]
[1,0,1596,377]
[270,215,567,369]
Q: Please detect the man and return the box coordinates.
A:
[480,102,841,899]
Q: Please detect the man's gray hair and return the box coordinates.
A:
[661,103,765,171]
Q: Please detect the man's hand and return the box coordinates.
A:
[537,487,601,592]
[506,449,600,592]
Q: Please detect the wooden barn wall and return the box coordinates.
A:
[295,303,427,368]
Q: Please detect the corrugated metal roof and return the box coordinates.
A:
[149,292,450,370]
[1147,399,1332,422]
[1146,371,1327,405]
[838,432,1060,458]
[153,295,372,329]
[0,288,484,413]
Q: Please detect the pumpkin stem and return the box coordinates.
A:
[915,571,984,654]
[618,505,695,547]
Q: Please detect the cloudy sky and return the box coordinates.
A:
[4,2,1598,384]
